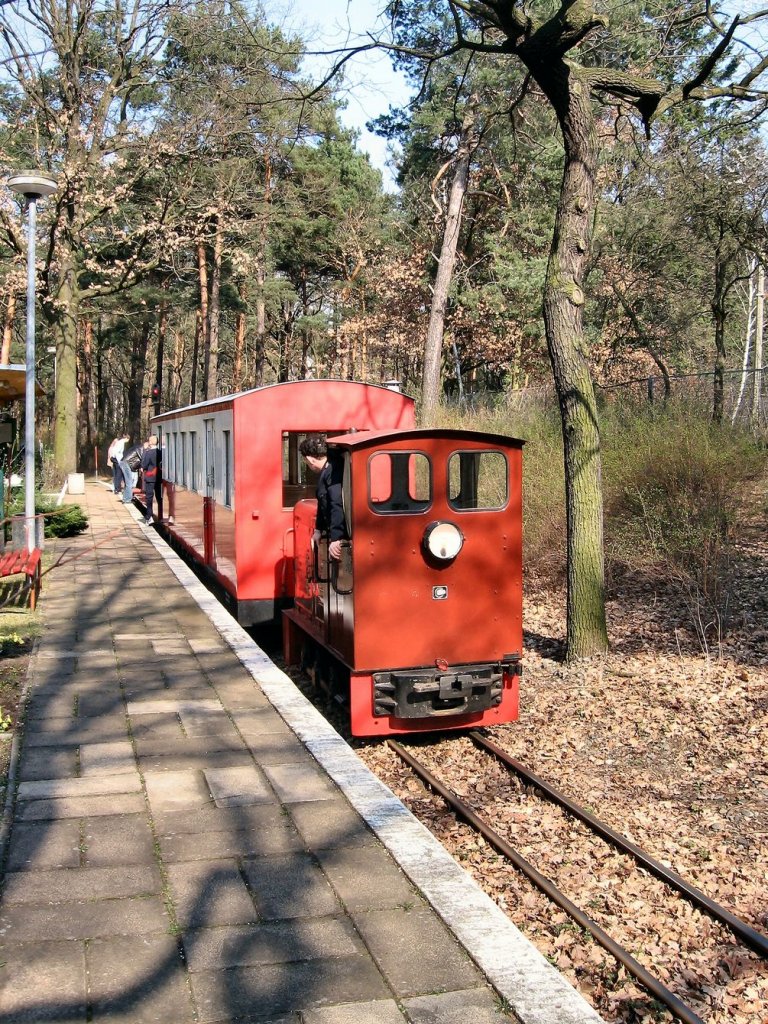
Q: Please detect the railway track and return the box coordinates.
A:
[384,732,768,1024]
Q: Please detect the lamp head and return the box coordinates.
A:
[7,170,58,199]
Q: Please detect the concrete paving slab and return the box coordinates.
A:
[210,684,271,710]
[178,707,238,736]
[301,1001,407,1024]
[2,864,162,904]
[17,793,146,820]
[87,934,196,1024]
[0,896,169,941]
[402,988,519,1023]
[287,800,376,850]
[83,815,157,868]
[25,724,130,748]
[129,713,185,741]
[351,907,484,998]
[204,765,274,807]
[0,940,87,1022]
[189,955,392,1023]
[244,736,318,767]
[139,748,255,773]
[314,846,419,912]
[4,821,82,871]
[26,693,79,718]
[165,860,258,928]
[133,734,246,757]
[229,708,293,737]
[144,770,212,813]
[127,699,222,716]
[183,917,364,972]
[153,803,286,836]
[188,639,226,653]
[262,763,338,804]
[241,853,341,920]
[159,821,304,863]
[72,693,124,716]
[151,640,192,655]
[79,740,136,776]
[18,748,77,782]
[17,774,141,801]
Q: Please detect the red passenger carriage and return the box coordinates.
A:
[152,381,415,624]
[283,428,524,736]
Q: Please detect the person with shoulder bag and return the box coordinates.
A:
[119,442,142,505]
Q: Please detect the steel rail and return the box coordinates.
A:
[388,739,706,1024]
[470,730,768,960]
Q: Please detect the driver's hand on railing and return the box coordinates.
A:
[329,539,343,561]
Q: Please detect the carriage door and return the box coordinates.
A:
[203,419,216,566]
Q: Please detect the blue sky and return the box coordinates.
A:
[275,0,411,188]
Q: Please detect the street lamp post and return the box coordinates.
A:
[7,171,57,553]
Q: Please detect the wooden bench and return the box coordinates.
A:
[0,547,42,610]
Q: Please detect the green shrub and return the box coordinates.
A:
[601,399,765,642]
[41,504,89,538]
[6,495,89,538]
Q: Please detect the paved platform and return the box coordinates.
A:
[0,481,603,1024]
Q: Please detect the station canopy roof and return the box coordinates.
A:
[0,364,45,406]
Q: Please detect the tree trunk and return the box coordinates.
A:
[711,259,728,424]
[751,263,764,431]
[80,318,94,464]
[127,318,149,440]
[1,291,16,364]
[52,252,79,474]
[254,153,272,388]
[191,310,201,405]
[533,61,609,659]
[233,280,247,393]
[421,102,477,420]
[197,242,209,398]
[156,290,167,416]
[206,214,223,400]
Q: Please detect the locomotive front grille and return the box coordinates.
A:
[372,664,504,719]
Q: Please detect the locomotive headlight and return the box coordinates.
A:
[423,521,464,561]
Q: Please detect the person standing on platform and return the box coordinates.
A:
[119,441,143,505]
[107,434,129,495]
[140,434,161,525]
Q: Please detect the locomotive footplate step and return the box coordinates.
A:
[0,479,604,1024]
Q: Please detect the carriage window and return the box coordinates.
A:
[448,451,508,510]
[369,452,431,513]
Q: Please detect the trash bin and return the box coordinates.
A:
[67,472,85,495]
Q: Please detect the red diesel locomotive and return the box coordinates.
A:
[151,380,415,624]
[283,428,524,737]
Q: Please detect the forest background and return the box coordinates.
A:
[1,1,768,659]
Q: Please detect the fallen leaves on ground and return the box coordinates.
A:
[357,519,768,1024]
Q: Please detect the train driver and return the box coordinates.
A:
[298,435,347,560]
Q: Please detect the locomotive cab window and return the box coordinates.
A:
[282,430,358,508]
[448,450,508,511]
[369,451,431,513]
